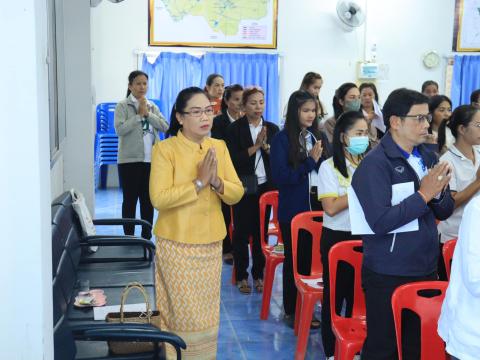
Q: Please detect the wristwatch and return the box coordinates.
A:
[194,179,204,192]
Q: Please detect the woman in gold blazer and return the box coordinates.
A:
[150,87,243,359]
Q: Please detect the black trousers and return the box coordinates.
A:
[321,227,360,357]
[117,162,153,239]
[221,202,233,255]
[232,183,269,281]
[361,266,437,360]
[280,221,313,316]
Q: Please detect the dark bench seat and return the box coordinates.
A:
[51,191,185,359]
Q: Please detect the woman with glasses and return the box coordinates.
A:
[211,84,244,265]
[114,70,168,239]
[270,90,330,328]
[317,111,368,360]
[150,87,244,358]
[322,83,361,143]
[427,95,453,154]
[437,105,480,280]
[226,86,279,294]
[204,73,225,116]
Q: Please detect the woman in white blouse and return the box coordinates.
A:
[437,105,480,279]
[317,111,369,360]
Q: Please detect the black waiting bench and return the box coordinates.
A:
[51,191,186,359]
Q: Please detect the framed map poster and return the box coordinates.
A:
[148,0,278,48]
[453,0,480,51]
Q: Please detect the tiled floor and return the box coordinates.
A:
[95,188,327,360]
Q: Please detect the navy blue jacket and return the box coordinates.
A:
[351,132,454,276]
[270,129,329,223]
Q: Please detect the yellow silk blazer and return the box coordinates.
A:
[150,130,244,244]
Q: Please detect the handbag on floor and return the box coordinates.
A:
[106,282,162,355]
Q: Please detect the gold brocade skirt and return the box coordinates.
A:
[155,237,222,360]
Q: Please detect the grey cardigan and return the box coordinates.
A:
[114,98,169,164]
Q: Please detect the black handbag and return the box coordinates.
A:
[240,154,262,195]
[239,174,258,195]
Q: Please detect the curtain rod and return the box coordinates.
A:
[133,48,284,57]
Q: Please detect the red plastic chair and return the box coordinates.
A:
[391,281,449,360]
[290,211,324,360]
[442,238,457,281]
[259,191,285,319]
[329,240,366,360]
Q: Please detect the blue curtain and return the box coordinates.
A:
[143,52,280,124]
[451,55,480,108]
[143,52,202,120]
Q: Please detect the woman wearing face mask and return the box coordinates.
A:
[428,95,453,154]
[204,73,225,116]
[151,87,244,359]
[114,70,169,239]
[322,83,361,143]
[360,82,385,146]
[211,84,244,265]
[270,90,331,328]
[226,86,279,294]
[317,111,369,360]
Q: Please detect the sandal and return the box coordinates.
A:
[254,279,264,293]
[237,279,252,294]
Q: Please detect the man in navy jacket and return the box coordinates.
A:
[351,88,454,359]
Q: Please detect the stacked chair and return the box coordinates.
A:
[94,103,118,189]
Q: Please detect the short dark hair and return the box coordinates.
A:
[205,73,223,87]
[421,80,438,93]
[471,89,480,104]
[359,82,379,103]
[382,88,429,130]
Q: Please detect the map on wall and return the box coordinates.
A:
[453,0,480,51]
[148,0,278,48]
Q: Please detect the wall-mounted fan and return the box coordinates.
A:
[336,0,366,32]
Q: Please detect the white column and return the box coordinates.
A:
[0,1,53,359]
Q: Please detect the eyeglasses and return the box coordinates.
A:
[182,107,214,117]
[401,114,433,124]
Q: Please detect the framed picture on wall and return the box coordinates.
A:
[453,0,480,51]
[148,0,278,48]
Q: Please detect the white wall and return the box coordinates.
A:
[61,0,95,211]
[91,0,456,116]
[0,1,53,359]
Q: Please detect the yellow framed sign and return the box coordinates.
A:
[453,0,480,52]
[148,0,278,48]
